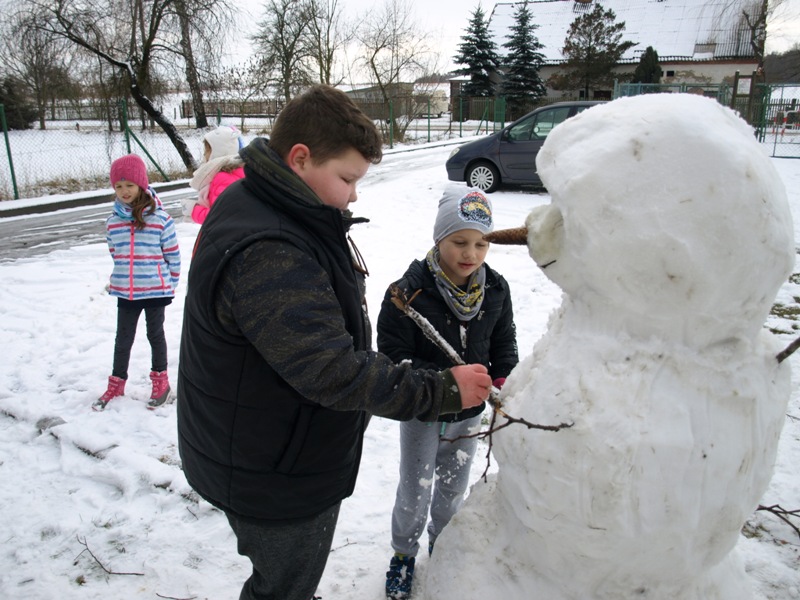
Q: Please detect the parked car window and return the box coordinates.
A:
[445,101,603,193]
[530,106,572,139]
[508,118,536,141]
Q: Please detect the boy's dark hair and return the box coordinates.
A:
[269,85,383,165]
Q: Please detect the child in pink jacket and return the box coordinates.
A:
[183,125,245,224]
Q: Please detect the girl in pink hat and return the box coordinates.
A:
[94,154,181,411]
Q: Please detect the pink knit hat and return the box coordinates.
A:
[110,154,149,190]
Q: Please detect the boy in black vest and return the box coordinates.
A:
[177,84,493,600]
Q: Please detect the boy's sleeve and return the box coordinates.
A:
[218,239,461,420]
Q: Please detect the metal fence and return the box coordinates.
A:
[2,85,797,201]
[616,80,800,159]
[0,97,473,201]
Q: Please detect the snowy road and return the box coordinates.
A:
[0,142,473,263]
[0,191,193,262]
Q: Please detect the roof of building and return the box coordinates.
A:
[489,0,759,63]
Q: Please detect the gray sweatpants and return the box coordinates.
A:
[390,415,482,557]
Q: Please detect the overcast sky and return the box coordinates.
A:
[232,0,798,77]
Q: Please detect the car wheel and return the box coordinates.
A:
[466,162,500,193]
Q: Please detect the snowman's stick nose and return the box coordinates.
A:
[484,226,528,245]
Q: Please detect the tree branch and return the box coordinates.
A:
[75,535,144,576]
[776,334,800,363]
[756,504,800,540]
[389,284,574,446]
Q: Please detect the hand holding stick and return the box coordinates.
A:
[389,285,572,430]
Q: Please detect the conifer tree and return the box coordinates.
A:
[549,2,636,98]
[501,0,547,115]
[0,76,36,130]
[632,46,662,84]
[453,5,500,97]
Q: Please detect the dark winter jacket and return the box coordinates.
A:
[377,258,518,422]
[177,138,462,523]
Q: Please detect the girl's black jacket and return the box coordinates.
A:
[377,258,519,423]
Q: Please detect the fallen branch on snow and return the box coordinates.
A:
[756,504,800,540]
[75,535,143,577]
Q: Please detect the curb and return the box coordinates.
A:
[0,182,191,218]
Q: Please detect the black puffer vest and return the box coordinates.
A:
[177,155,370,522]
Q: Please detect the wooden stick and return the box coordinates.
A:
[776,335,800,363]
[389,284,572,437]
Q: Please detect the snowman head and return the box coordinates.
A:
[530,94,793,347]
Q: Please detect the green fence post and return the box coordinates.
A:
[217,107,222,125]
[389,100,394,149]
[459,96,463,137]
[427,97,431,143]
[124,128,170,182]
[118,98,169,182]
[0,104,20,200]
[495,97,506,129]
[476,105,489,135]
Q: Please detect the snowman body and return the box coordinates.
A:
[423,94,794,599]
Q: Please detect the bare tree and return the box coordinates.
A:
[304,0,352,85]
[739,0,788,72]
[31,0,197,169]
[356,0,435,141]
[716,1,787,74]
[0,8,74,129]
[252,0,314,103]
[209,56,275,130]
[173,0,238,129]
[175,0,208,128]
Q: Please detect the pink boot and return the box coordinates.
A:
[93,376,126,411]
[147,370,172,409]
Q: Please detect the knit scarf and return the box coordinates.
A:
[426,247,486,322]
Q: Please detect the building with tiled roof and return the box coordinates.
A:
[487,0,760,98]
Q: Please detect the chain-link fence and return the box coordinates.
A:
[616,80,800,160]
[2,85,797,201]
[0,99,207,201]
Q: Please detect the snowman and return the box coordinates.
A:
[422,94,794,599]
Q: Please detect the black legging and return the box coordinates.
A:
[112,305,168,380]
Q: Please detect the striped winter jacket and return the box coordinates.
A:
[105,192,181,301]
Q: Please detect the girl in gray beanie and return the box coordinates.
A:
[377,184,519,600]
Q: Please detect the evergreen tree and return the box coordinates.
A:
[501,0,547,115]
[0,76,36,130]
[453,5,500,97]
[632,46,662,84]
[548,2,636,98]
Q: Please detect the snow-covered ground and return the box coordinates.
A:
[0,142,798,599]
